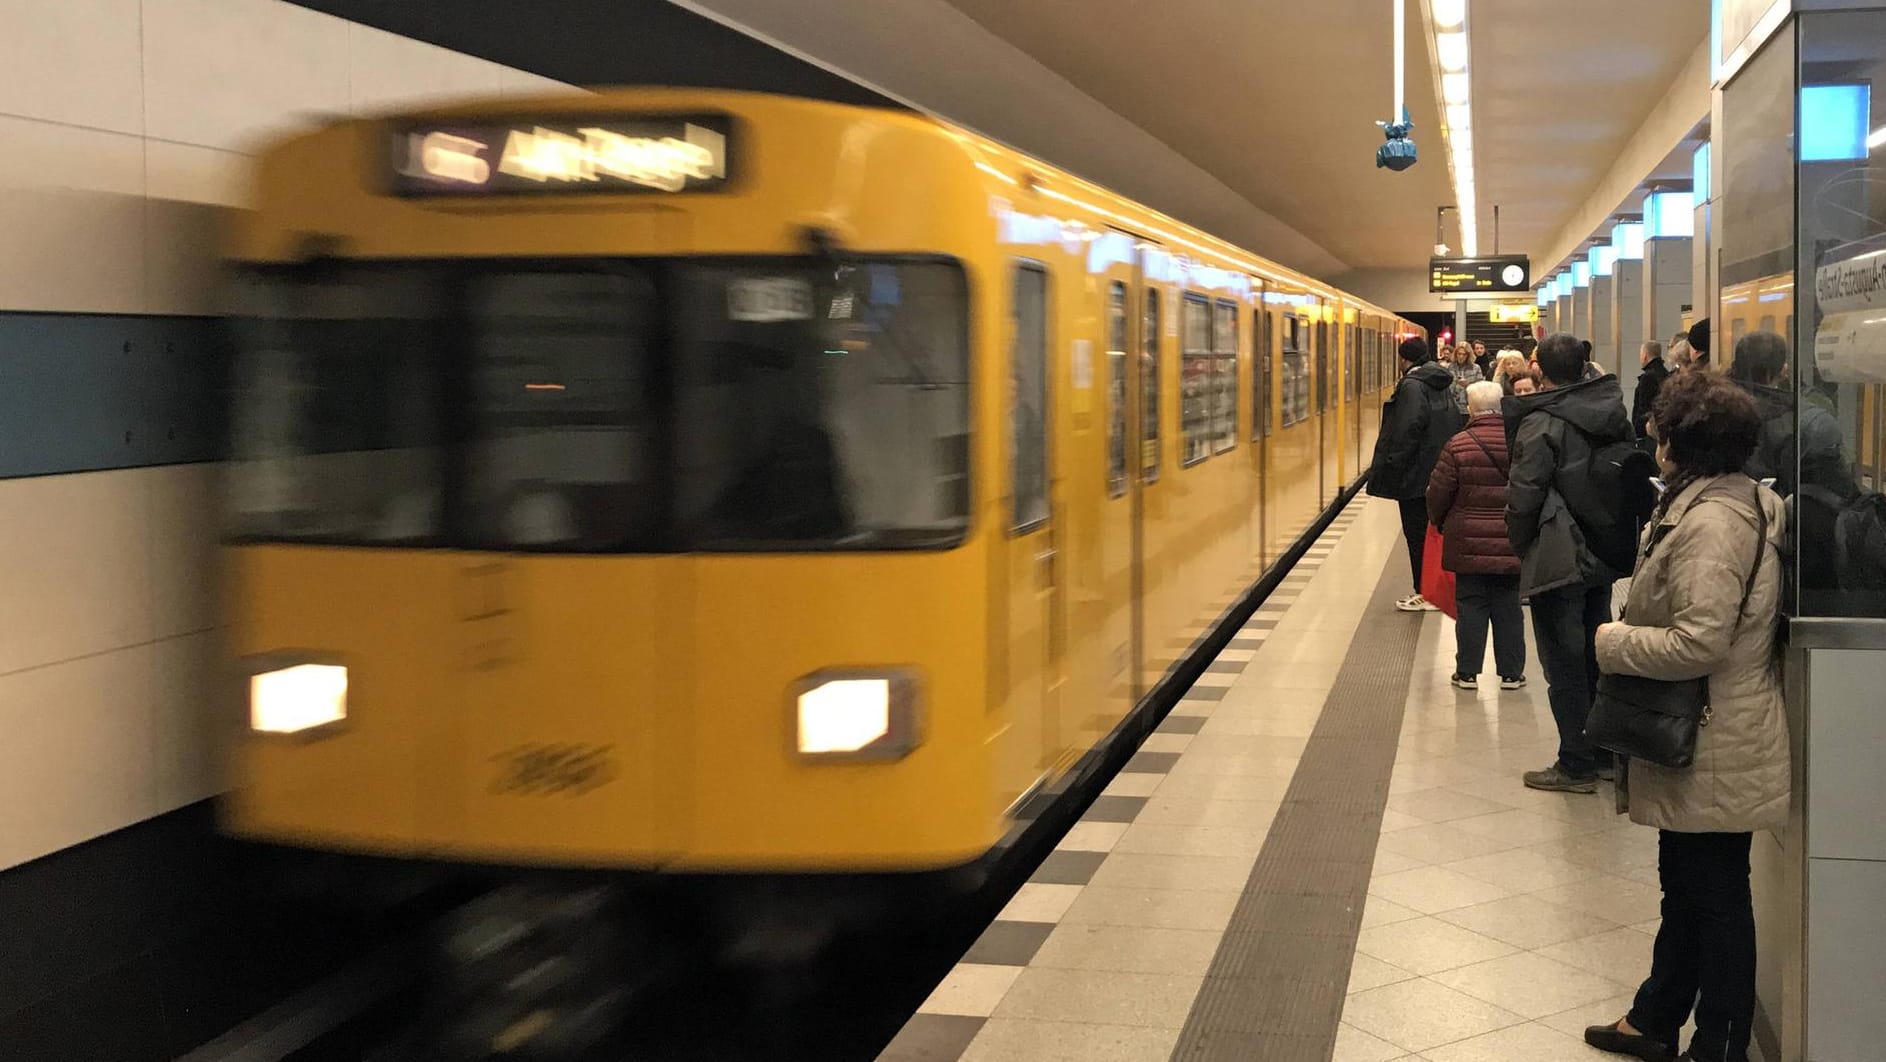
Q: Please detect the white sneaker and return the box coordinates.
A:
[1396,594,1430,612]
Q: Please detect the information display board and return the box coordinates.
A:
[1430,255,1531,294]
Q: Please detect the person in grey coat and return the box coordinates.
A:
[1503,333,1635,793]
[1582,371,1789,1062]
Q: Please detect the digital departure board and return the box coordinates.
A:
[388,114,733,197]
[1429,255,1532,294]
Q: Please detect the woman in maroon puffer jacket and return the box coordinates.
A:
[1426,380,1529,691]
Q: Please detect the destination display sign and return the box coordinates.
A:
[388,114,733,197]
[1430,255,1532,294]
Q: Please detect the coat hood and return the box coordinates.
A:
[1408,361,1455,390]
[1503,373,1631,442]
[1663,474,1787,554]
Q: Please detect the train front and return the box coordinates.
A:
[220,90,1002,911]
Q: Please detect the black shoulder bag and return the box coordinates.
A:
[1584,484,1769,769]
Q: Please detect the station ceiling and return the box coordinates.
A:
[290,0,1710,277]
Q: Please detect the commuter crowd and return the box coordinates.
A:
[1365,322,1793,1062]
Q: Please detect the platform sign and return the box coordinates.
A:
[1488,303,1539,324]
[1430,255,1532,295]
[389,114,733,197]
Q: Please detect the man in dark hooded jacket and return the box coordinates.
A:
[1368,336,1462,611]
[1726,330,1848,497]
[1503,333,1634,794]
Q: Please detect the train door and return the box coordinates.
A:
[1007,263,1063,781]
[1091,238,1141,751]
[448,269,682,860]
[1135,252,1169,697]
[1314,302,1332,505]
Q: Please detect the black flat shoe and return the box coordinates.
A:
[1584,1021,1677,1061]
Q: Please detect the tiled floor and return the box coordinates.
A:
[878,498,1679,1062]
[1337,567,1666,1062]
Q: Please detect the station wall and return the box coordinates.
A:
[0,0,573,877]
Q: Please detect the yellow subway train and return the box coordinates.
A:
[220,87,1413,907]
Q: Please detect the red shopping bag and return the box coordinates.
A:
[1420,524,1458,619]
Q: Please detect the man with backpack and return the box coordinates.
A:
[1368,335,1464,611]
[1504,333,1652,793]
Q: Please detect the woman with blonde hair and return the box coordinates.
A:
[1491,351,1530,395]
[1444,342,1485,411]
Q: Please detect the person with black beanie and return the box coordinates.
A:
[1687,318,1711,371]
[1367,335,1463,610]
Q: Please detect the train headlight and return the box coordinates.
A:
[792,670,921,761]
[248,661,348,735]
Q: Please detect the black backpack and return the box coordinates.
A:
[1582,438,1660,574]
[1796,485,1886,613]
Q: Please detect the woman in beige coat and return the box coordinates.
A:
[1583,372,1789,1062]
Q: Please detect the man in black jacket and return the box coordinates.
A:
[1504,333,1634,794]
[1631,339,1670,444]
[1726,330,1848,496]
[1367,335,1461,611]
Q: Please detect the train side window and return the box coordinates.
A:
[1107,281,1128,499]
[1314,320,1330,412]
[1142,289,1162,482]
[1212,299,1239,453]
[1252,307,1271,440]
[1281,315,1308,428]
[1181,293,1212,466]
[1012,264,1050,532]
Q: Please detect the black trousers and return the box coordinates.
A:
[1628,830,1758,1062]
[1528,581,1612,777]
[1454,573,1526,677]
[1398,497,1427,593]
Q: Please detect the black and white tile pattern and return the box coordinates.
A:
[877,501,1369,1061]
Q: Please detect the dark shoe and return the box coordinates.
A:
[1584,1020,1676,1060]
[1450,673,1477,690]
[1499,674,1527,690]
[1524,765,1598,794]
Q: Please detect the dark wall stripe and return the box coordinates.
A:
[282,0,906,110]
[0,312,229,480]
[1170,558,1420,1061]
[0,802,459,1061]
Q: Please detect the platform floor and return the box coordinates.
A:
[879,497,1674,1062]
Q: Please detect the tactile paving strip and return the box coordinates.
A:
[876,502,1365,1061]
[1168,558,1421,1061]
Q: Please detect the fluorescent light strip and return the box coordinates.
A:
[1426,0,1475,256]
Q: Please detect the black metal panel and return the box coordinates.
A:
[282,0,904,109]
[0,313,229,480]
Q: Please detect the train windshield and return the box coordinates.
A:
[227,257,971,552]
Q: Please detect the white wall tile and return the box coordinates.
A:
[0,470,154,676]
[144,139,245,314]
[0,114,145,313]
[347,22,450,116]
[0,0,145,135]
[0,646,157,870]
[149,630,223,814]
[144,463,222,640]
[434,48,507,102]
[146,139,250,208]
[499,69,581,100]
[143,0,350,153]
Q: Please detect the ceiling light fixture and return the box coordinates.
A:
[1436,32,1468,73]
[1432,0,1466,29]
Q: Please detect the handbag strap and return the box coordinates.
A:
[1464,422,1509,477]
[1735,482,1769,626]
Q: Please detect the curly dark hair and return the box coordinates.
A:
[1651,369,1762,475]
